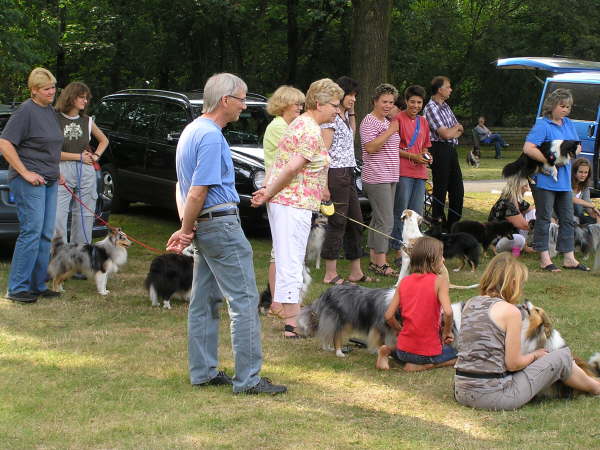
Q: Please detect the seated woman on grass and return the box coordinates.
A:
[454,253,600,411]
[376,236,456,371]
[571,158,600,225]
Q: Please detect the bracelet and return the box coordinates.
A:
[348,113,355,116]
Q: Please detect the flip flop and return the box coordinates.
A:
[324,275,353,285]
[562,263,591,272]
[348,275,379,283]
[541,263,561,272]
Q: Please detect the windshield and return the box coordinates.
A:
[192,104,270,146]
[543,81,600,121]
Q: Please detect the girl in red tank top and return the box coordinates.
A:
[376,236,457,371]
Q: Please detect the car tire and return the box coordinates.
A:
[102,165,129,213]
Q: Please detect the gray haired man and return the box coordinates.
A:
[167,73,286,395]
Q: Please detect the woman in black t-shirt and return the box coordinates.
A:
[488,177,534,255]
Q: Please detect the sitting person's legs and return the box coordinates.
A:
[377,344,457,371]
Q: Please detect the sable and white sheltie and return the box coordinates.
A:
[452,300,600,399]
[144,246,194,309]
[47,228,131,295]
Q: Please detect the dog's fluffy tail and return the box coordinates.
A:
[588,352,600,376]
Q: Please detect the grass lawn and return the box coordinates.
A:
[2,197,600,449]
[457,145,522,181]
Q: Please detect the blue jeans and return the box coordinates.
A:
[188,214,263,392]
[8,176,58,294]
[531,187,574,253]
[393,344,457,365]
[481,133,506,158]
[390,177,425,250]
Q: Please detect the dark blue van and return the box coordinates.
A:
[497,57,600,195]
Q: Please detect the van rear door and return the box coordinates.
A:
[497,57,600,193]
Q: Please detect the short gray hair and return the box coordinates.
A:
[202,73,248,113]
[541,88,573,118]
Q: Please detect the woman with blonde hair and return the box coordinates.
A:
[252,78,343,337]
[488,176,534,255]
[55,82,109,254]
[262,85,305,316]
[0,68,64,302]
[454,253,600,410]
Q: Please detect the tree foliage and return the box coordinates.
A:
[2,0,600,126]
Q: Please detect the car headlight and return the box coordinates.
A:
[252,169,266,190]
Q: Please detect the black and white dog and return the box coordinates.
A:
[48,228,132,296]
[502,139,579,182]
[451,220,515,255]
[144,246,194,309]
[466,147,481,168]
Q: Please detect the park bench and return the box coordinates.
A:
[460,126,530,150]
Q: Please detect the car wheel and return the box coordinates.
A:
[102,165,129,213]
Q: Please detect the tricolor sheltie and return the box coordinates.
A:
[305,213,327,269]
[48,228,131,295]
[502,139,579,182]
[144,246,194,309]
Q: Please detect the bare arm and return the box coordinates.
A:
[321,127,334,150]
[436,123,463,140]
[166,185,207,253]
[384,289,402,332]
[493,302,547,371]
[523,141,548,163]
[436,275,453,344]
[0,138,45,185]
[506,213,529,231]
[364,119,399,154]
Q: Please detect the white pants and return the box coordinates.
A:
[268,202,312,304]
[496,233,526,253]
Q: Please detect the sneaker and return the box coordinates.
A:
[32,289,61,298]
[5,291,38,303]
[238,377,287,395]
[193,370,233,387]
[71,273,88,281]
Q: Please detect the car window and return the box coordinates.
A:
[544,81,600,121]
[223,105,269,145]
[130,100,162,137]
[94,99,125,128]
[153,102,189,140]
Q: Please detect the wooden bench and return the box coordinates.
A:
[460,126,530,147]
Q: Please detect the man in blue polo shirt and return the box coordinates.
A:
[167,73,287,395]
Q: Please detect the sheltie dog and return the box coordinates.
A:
[466,147,481,168]
[297,284,398,357]
[452,300,600,398]
[47,228,131,295]
[305,213,328,269]
[502,139,579,182]
[451,220,515,255]
[144,246,194,309]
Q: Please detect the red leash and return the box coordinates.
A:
[61,183,164,255]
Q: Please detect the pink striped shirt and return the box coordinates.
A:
[360,113,400,184]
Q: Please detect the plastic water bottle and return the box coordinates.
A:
[511,246,521,257]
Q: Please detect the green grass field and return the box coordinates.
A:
[1,187,600,448]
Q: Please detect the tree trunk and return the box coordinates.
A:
[56,2,66,86]
[351,0,393,160]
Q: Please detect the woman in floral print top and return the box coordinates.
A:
[252,78,344,337]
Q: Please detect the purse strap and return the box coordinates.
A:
[407,117,421,149]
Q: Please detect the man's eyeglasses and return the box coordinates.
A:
[228,95,247,104]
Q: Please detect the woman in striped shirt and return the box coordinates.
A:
[359,83,401,277]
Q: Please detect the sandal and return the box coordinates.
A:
[324,275,353,286]
[371,264,399,277]
[284,324,305,339]
[347,275,378,283]
[541,263,561,273]
[267,307,286,319]
[563,263,590,272]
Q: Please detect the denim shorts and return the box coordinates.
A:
[392,344,457,365]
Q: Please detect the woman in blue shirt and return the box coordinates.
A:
[523,88,589,272]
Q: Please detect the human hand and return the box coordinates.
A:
[251,187,269,207]
[58,174,65,185]
[387,119,399,134]
[532,349,548,362]
[23,170,46,186]
[321,187,331,202]
[81,151,94,165]
[456,123,464,133]
[166,229,194,253]
[443,332,454,345]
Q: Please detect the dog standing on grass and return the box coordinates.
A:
[47,228,131,295]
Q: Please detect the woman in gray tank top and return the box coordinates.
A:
[54,82,109,252]
[454,253,600,410]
